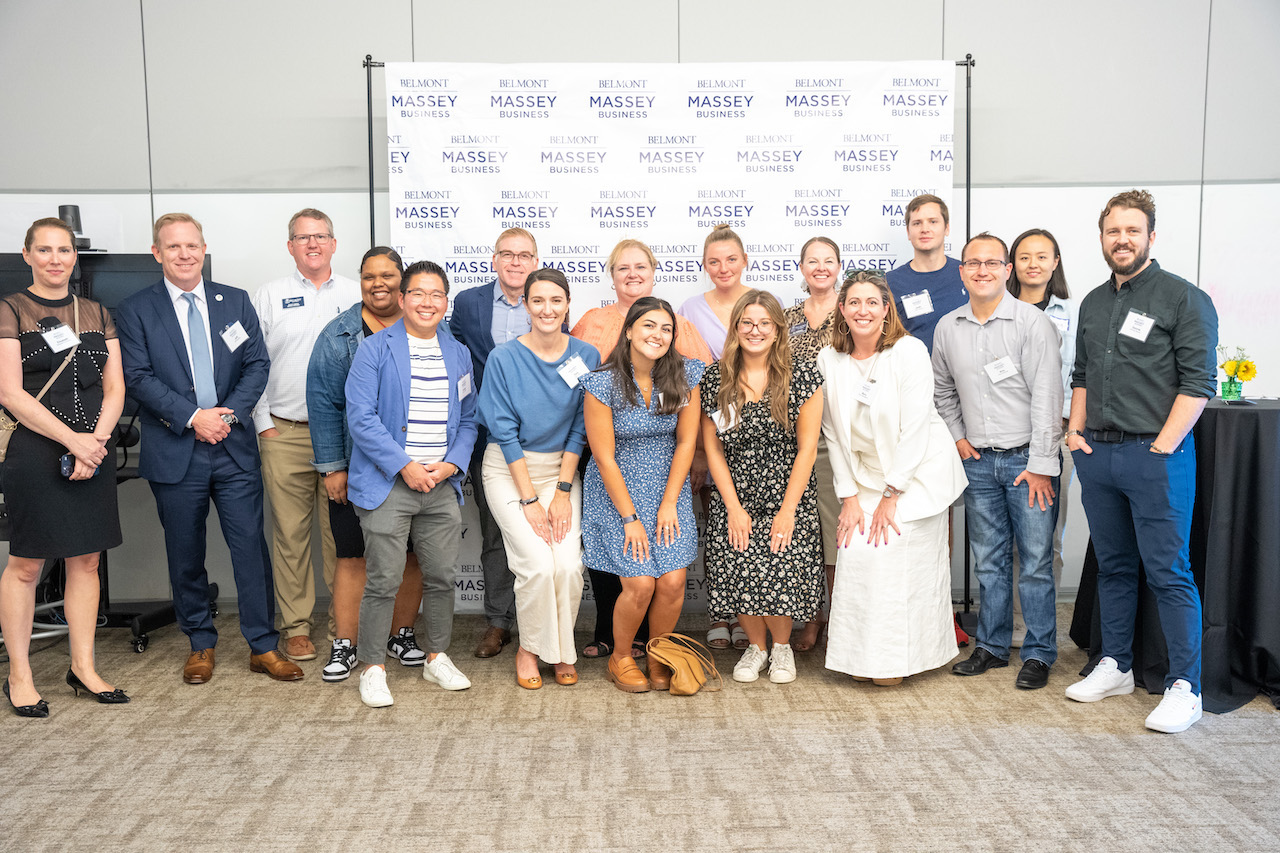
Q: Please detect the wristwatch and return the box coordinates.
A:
[1065,429,1083,439]
[882,484,902,499]
[556,480,573,493]
[620,513,639,524]
[519,496,539,506]
[220,413,238,425]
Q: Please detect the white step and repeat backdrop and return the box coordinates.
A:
[385,61,955,613]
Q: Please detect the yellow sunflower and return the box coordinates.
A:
[1221,359,1239,378]
[1236,360,1257,381]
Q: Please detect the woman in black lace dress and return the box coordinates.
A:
[0,218,127,716]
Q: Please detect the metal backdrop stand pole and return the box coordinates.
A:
[364,55,383,247]
[955,53,978,636]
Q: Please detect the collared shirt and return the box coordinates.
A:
[932,291,1064,476]
[489,280,531,347]
[887,256,967,354]
[1042,294,1078,419]
[1071,259,1218,434]
[163,277,217,381]
[250,267,360,432]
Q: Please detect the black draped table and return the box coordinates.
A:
[1069,398,1280,714]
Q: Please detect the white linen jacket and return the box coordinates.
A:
[816,336,967,523]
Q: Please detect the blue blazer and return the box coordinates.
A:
[115,280,270,485]
[345,319,478,510]
[448,280,498,389]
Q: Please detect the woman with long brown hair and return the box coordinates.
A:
[818,271,966,686]
[698,290,824,685]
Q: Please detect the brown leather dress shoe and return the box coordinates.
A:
[284,635,317,661]
[647,659,671,692]
[608,655,650,693]
[474,626,512,658]
[249,650,305,681]
[183,648,215,684]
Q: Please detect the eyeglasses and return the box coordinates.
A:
[960,259,1007,272]
[737,319,776,334]
[406,289,449,303]
[496,251,535,263]
[291,233,333,245]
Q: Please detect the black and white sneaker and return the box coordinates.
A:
[322,639,357,682]
[387,627,427,666]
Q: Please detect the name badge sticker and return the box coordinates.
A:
[855,380,878,405]
[221,321,249,353]
[41,324,80,353]
[789,322,807,336]
[902,291,934,319]
[282,296,305,309]
[556,354,590,388]
[1049,315,1070,336]
[457,373,473,400]
[1119,311,1154,342]
[710,407,740,434]
[984,356,1019,383]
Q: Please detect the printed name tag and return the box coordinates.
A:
[1119,311,1154,342]
[1049,315,1071,336]
[556,354,590,388]
[221,321,249,352]
[710,407,738,433]
[457,373,473,400]
[902,291,934,319]
[855,380,878,405]
[790,322,807,336]
[984,356,1019,383]
[41,324,80,352]
[282,296,305,309]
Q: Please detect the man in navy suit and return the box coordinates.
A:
[448,227,537,658]
[115,213,303,684]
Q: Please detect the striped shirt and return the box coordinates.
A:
[406,335,450,464]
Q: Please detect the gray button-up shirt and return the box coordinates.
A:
[932,291,1064,476]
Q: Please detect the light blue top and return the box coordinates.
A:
[477,336,601,464]
[1043,294,1078,419]
[489,281,531,347]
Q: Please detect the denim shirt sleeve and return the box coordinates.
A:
[305,327,351,472]
[346,335,413,479]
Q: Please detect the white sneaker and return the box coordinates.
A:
[1145,679,1203,733]
[1065,656,1135,703]
[733,644,770,683]
[422,652,472,691]
[769,643,797,684]
[359,665,394,708]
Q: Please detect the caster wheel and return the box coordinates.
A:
[210,603,220,618]
[132,634,150,653]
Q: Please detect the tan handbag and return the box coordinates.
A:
[645,632,723,696]
[0,297,80,463]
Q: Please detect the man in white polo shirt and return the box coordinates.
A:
[251,208,361,662]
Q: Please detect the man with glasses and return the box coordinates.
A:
[448,228,540,658]
[932,233,1064,690]
[346,260,478,707]
[886,193,967,355]
[251,209,363,663]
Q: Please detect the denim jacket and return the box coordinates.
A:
[305,303,364,473]
[1044,295,1078,419]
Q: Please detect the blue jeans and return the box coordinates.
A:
[962,448,1059,666]
[1073,433,1201,693]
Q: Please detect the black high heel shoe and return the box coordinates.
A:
[66,669,130,704]
[4,678,50,718]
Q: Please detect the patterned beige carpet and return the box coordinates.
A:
[2,605,1276,852]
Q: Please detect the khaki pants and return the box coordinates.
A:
[259,416,336,639]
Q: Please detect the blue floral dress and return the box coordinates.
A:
[581,359,706,578]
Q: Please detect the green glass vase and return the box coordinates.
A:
[1221,377,1243,401]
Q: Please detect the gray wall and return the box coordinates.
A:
[2,0,1275,605]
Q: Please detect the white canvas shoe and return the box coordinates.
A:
[422,652,472,691]
[1145,679,1203,733]
[733,644,769,683]
[768,643,797,684]
[359,665,394,708]
[1065,656,1135,703]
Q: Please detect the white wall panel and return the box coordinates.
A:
[1203,0,1280,181]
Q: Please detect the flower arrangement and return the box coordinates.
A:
[1217,345,1257,401]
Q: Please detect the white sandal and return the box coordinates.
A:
[729,620,749,650]
[706,622,731,650]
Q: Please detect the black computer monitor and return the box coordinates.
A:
[0,252,213,311]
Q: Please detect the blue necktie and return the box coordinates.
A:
[182,292,218,408]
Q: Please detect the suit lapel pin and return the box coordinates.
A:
[215,294,224,301]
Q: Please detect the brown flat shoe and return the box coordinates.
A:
[554,667,578,686]
[250,650,305,681]
[516,672,543,690]
[475,626,512,658]
[284,635,317,661]
[872,677,903,687]
[608,655,650,693]
[183,648,215,684]
[647,660,671,692]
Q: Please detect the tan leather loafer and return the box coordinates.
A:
[647,660,671,692]
[183,648,215,684]
[283,635,317,661]
[474,626,512,659]
[608,655,650,693]
[249,650,304,681]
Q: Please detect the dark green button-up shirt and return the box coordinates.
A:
[1071,259,1218,435]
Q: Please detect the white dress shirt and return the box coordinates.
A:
[164,277,217,426]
